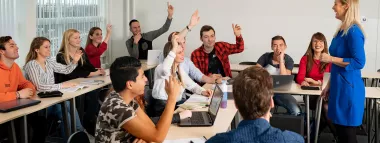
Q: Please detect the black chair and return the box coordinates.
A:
[239,61,256,65]
[377,69,380,72]
[67,131,90,143]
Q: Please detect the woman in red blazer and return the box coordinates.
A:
[85,24,112,68]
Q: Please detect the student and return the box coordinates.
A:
[23,37,86,139]
[256,36,301,116]
[95,56,182,143]
[0,36,46,143]
[158,10,223,84]
[296,32,336,139]
[152,33,212,116]
[206,66,304,143]
[191,24,244,78]
[54,29,105,134]
[126,3,173,60]
[321,0,366,142]
[85,24,112,68]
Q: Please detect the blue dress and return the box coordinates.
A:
[328,24,366,126]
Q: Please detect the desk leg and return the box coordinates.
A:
[60,102,70,138]
[8,120,16,143]
[70,98,76,133]
[375,99,379,143]
[306,95,310,143]
[369,99,373,143]
[20,116,28,143]
[314,96,323,143]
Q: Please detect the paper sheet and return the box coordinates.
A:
[60,85,88,92]
[186,94,209,103]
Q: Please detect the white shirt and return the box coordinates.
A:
[153,51,205,101]
[24,57,77,91]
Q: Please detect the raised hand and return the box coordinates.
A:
[165,76,182,101]
[171,33,180,53]
[167,2,174,19]
[188,10,200,29]
[232,24,242,37]
[73,50,83,63]
[106,24,112,33]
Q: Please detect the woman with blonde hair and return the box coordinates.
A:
[24,37,86,140]
[55,29,105,135]
[320,0,366,142]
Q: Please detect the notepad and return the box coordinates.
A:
[60,85,88,92]
[164,137,206,143]
[80,80,105,85]
[186,94,209,103]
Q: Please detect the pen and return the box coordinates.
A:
[190,140,194,143]
[203,136,208,140]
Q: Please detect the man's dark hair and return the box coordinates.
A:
[271,35,287,46]
[0,36,13,50]
[200,25,215,38]
[110,56,142,92]
[233,66,274,120]
[129,19,139,27]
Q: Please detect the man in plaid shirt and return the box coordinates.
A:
[191,24,244,78]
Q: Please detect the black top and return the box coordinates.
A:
[208,49,225,77]
[54,47,97,83]
[257,52,294,70]
[136,38,152,60]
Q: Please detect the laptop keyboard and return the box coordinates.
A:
[191,112,206,124]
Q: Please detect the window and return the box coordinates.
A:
[0,0,16,36]
[37,0,109,67]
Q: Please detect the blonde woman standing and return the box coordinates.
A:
[320,0,366,142]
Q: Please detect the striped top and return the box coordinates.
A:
[24,57,77,91]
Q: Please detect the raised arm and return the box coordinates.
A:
[24,61,63,91]
[103,24,112,44]
[123,76,180,143]
[221,24,244,54]
[143,3,173,41]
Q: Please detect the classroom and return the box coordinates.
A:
[1,0,380,143]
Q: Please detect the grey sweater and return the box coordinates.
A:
[126,18,172,59]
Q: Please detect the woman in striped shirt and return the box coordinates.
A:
[24,37,85,140]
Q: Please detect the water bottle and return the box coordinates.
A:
[220,80,228,108]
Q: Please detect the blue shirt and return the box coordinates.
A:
[328,24,366,126]
[206,118,304,143]
[158,53,204,82]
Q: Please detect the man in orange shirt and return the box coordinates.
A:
[0,36,35,102]
[0,36,46,142]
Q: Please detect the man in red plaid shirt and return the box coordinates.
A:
[191,24,244,78]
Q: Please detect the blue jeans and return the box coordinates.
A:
[273,94,301,116]
[47,101,84,139]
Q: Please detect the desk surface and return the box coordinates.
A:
[0,75,112,125]
[140,60,158,71]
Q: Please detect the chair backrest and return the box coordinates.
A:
[377,69,380,72]
[239,61,257,65]
[67,131,90,143]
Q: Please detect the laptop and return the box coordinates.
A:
[178,84,223,127]
[147,50,162,65]
[0,99,41,113]
[272,75,294,91]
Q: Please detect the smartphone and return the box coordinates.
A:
[301,86,320,90]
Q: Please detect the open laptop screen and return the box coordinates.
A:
[208,85,223,121]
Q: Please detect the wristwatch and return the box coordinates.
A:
[16,92,20,99]
[186,26,191,32]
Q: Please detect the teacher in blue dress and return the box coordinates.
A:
[320,0,366,143]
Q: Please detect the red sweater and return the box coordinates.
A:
[85,42,108,68]
[296,55,332,84]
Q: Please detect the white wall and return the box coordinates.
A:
[130,0,380,72]
[14,0,37,66]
